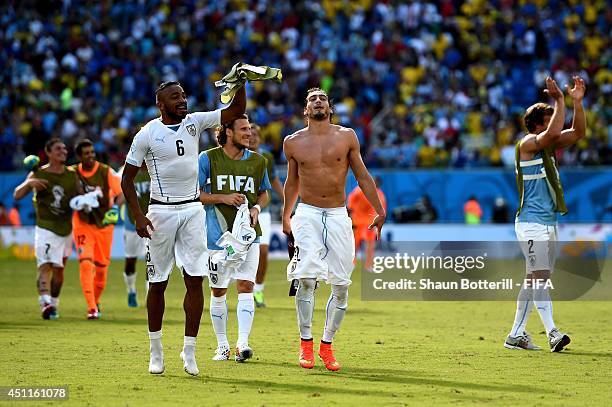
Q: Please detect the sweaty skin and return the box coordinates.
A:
[283,90,385,238]
[285,125,353,208]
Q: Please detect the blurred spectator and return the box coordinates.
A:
[464,195,482,224]
[492,197,510,223]
[8,203,21,226]
[393,195,438,223]
[0,1,610,170]
[0,203,9,225]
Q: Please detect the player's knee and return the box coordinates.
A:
[125,259,136,275]
[211,287,227,297]
[237,280,254,293]
[148,280,168,294]
[531,270,551,281]
[332,284,349,308]
[298,278,316,296]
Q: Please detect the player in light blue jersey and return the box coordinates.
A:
[505,76,586,352]
[198,115,271,362]
[250,124,284,308]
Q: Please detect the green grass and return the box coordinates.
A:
[0,259,611,406]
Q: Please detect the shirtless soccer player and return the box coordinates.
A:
[283,88,386,371]
[122,81,246,376]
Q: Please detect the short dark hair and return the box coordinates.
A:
[44,138,63,153]
[75,138,94,156]
[524,103,554,133]
[155,81,181,96]
[215,114,249,146]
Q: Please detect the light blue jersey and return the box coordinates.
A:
[198,149,272,250]
[122,205,137,232]
[516,151,557,225]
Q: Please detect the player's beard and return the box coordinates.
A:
[310,110,328,121]
[167,103,187,121]
[235,139,248,150]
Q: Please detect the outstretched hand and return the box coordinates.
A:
[566,76,585,101]
[543,76,563,100]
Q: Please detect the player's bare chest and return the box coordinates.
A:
[293,141,347,168]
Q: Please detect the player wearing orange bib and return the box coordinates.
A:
[72,139,123,319]
[347,177,386,272]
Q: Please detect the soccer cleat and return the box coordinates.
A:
[87,308,100,320]
[253,291,266,308]
[235,344,253,363]
[299,339,315,369]
[548,328,571,352]
[49,308,59,320]
[212,345,230,361]
[128,292,138,308]
[318,342,341,371]
[180,350,199,376]
[41,304,55,320]
[96,304,102,318]
[504,331,541,350]
[149,352,165,374]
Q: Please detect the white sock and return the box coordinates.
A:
[148,330,163,355]
[237,292,255,346]
[51,297,59,307]
[124,272,137,293]
[254,283,264,293]
[509,283,533,337]
[39,294,51,307]
[322,285,349,343]
[183,336,196,354]
[295,278,316,340]
[210,295,228,347]
[534,285,556,335]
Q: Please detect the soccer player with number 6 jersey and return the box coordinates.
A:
[121,81,246,376]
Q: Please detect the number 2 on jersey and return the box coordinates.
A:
[176,139,184,156]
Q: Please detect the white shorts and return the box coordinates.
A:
[35,226,72,268]
[259,212,272,246]
[515,221,558,274]
[207,243,260,288]
[287,203,355,285]
[124,229,146,258]
[145,202,207,283]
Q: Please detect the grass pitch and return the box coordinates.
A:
[0,259,611,406]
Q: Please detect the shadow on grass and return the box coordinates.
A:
[253,361,554,395]
[555,350,612,359]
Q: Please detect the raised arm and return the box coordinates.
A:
[13,172,48,200]
[121,163,154,238]
[347,130,386,238]
[282,137,299,236]
[220,86,246,125]
[520,77,566,154]
[556,76,586,149]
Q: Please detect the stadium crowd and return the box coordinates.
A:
[1,0,610,171]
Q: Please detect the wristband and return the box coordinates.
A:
[253,204,261,213]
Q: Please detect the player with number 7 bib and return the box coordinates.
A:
[13,138,81,320]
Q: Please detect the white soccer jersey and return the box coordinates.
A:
[126,110,221,202]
